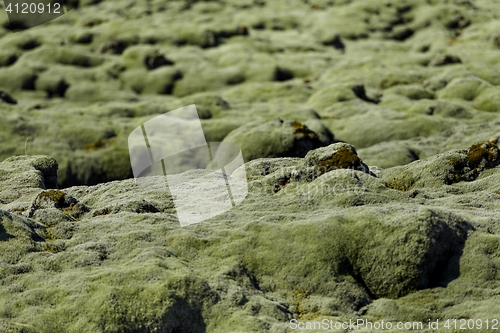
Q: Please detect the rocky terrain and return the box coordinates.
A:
[1,0,500,332]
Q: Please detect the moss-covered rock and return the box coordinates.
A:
[384,84,435,101]
[303,142,366,172]
[472,86,500,113]
[219,119,331,162]
[358,142,420,169]
[381,141,500,191]
[437,77,491,101]
[2,146,498,331]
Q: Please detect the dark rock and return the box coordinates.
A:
[0,90,17,104]
[144,53,174,70]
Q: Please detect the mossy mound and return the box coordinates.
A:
[1,146,499,331]
[304,143,363,170]
[0,155,57,206]
[358,121,500,169]
[358,142,419,169]
[381,141,500,191]
[2,0,500,188]
[219,119,332,162]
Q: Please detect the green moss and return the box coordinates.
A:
[472,87,500,112]
[41,242,66,253]
[437,77,491,101]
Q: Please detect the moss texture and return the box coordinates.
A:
[1,0,500,331]
[1,146,499,332]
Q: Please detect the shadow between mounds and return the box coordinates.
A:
[426,220,474,289]
[156,296,207,333]
[0,223,15,241]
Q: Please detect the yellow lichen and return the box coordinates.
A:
[42,228,59,241]
[36,189,65,206]
[83,139,104,151]
[317,147,361,170]
[293,287,310,319]
[92,208,112,217]
[385,175,415,192]
[292,121,319,140]
[467,142,499,169]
